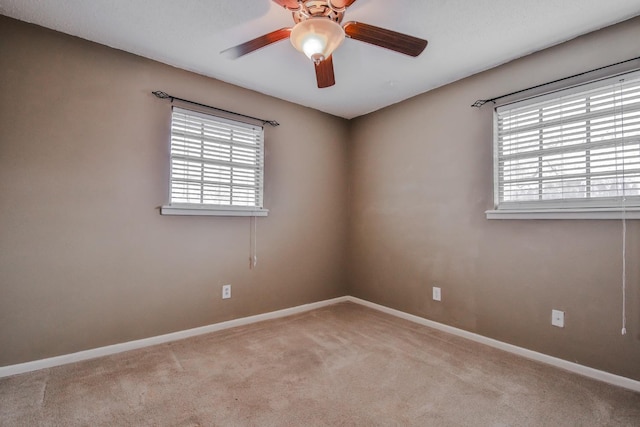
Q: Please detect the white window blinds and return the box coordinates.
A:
[169,107,265,210]
[495,70,640,211]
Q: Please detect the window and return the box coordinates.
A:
[161,107,268,216]
[488,70,640,219]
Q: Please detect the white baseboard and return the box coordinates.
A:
[346,296,640,393]
[0,296,350,378]
[2,294,638,394]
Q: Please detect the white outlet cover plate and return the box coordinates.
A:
[222,285,231,299]
[551,309,564,328]
[432,287,441,301]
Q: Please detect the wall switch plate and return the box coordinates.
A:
[432,286,441,301]
[551,309,564,328]
[222,284,231,300]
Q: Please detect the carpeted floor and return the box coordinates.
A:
[1,302,639,426]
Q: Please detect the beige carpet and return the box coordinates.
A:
[1,302,639,426]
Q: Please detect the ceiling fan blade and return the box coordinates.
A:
[315,55,336,88]
[329,0,358,9]
[272,0,301,10]
[221,28,292,59]
[343,22,427,57]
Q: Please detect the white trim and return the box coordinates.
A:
[2,295,638,393]
[160,205,269,217]
[346,296,640,393]
[0,296,349,378]
[486,208,640,220]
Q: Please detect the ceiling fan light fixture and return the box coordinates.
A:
[290,18,345,63]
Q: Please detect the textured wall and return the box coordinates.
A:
[347,17,640,381]
[2,12,640,383]
[0,16,349,366]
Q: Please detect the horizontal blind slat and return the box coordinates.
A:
[169,107,265,209]
[495,71,640,208]
[498,101,640,137]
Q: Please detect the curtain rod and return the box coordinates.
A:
[152,91,280,127]
[470,56,640,108]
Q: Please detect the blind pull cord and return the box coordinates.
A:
[249,216,258,269]
[621,202,627,336]
[617,79,627,336]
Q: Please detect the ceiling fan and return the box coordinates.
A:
[221,0,428,88]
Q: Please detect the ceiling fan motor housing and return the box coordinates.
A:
[293,1,345,24]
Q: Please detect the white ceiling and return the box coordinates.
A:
[2,0,640,119]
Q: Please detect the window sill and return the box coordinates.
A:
[161,205,269,217]
[486,208,640,220]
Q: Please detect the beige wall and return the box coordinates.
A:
[0,16,349,366]
[348,17,640,381]
[1,13,639,382]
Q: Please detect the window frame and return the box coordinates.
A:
[160,107,268,217]
[487,69,640,220]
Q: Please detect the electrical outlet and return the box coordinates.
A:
[551,309,564,328]
[432,286,441,301]
[222,284,231,300]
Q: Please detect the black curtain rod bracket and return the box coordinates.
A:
[471,56,640,108]
[152,91,279,127]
